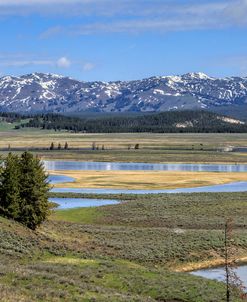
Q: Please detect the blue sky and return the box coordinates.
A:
[1,0,247,81]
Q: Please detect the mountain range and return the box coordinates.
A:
[0,72,247,119]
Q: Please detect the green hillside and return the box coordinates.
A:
[0,192,247,301]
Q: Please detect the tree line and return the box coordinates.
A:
[19,110,247,133]
[0,152,50,230]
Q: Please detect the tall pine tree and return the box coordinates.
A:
[0,153,21,220]
[18,152,50,230]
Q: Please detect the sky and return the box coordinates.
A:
[1,0,247,81]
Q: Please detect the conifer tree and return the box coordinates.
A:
[18,152,50,230]
[0,153,21,220]
[50,142,54,150]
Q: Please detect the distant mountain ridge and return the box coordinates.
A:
[0,72,247,117]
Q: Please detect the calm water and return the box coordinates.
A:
[48,175,75,184]
[49,197,119,209]
[43,161,247,172]
[191,265,247,289]
[234,147,247,153]
[47,161,247,195]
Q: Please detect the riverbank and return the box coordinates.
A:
[173,256,247,273]
[50,170,247,190]
[50,192,247,273]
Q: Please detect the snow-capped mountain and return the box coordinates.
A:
[0,72,247,113]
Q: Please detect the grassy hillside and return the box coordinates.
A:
[0,119,28,131]
[1,192,247,301]
[0,113,29,131]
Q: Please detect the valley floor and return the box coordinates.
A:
[1,131,247,163]
[1,131,247,301]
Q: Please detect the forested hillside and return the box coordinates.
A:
[20,110,247,133]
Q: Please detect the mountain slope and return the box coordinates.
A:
[0,72,247,115]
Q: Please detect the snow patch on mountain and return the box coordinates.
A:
[0,72,247,113]
[218,116,245,125]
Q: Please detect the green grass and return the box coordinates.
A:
[51,192,247,229]
[52,207,102,224]
[50,192,247,269]
[1,192,247,301]
[0,131,247,163]
[0,119,30,131]
[0,253,234,302]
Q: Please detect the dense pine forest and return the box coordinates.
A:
[16,110,247,133]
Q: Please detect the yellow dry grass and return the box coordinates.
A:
[44,257,98,266]
[1,131,247,149]
[173,256,247,272]
[51,170,247,190]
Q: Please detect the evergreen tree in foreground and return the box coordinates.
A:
[18,152,50,230]
[0,153,21,220]
[0,152,50,230]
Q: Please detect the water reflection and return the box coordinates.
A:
[43,161,247,172]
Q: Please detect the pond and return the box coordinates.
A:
[191,265,247,289]
[49,197,119,209]
[43,161,247,173]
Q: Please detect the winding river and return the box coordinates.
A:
[47,160,247,195]
[44,160,247,172]
[47,161,247,285]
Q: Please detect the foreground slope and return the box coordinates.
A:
[0,192,247,301]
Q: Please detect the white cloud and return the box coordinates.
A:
[56,57,71,68]
[38,1,247,36]
[1,1,247,35]
[0,0,124,16]
[83,62,95,71]
[0,0,228,17]
[0,0,100,4]
[1,60,53,67]
[223,0,247,25]
[0,54,73,69]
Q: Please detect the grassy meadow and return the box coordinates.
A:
[1,192,247,301]
[0,129,247,163]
